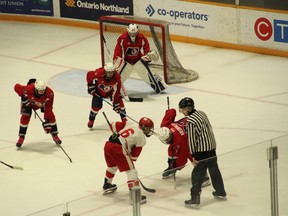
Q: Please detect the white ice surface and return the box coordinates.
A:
[0,21,287,216]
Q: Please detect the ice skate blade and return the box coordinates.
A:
[103,188,117,195]
[162,174,175,179]
[185,204,200,209]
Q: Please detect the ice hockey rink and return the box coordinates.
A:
[0,20,288,216]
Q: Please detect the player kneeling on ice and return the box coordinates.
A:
[14,79,61,147]
[86,62,127,129]
[158,108,210,187]
[113,23,167,94]
[102,117,154,205]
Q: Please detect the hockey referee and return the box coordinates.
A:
[178,97,226,209]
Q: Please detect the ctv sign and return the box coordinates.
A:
[254,17,288,43]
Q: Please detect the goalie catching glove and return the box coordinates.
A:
[141,50,159,63]
[42,121,51,134]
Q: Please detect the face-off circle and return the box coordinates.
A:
[254,17,273,41]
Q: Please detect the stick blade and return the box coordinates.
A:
[139,179,156,193]
[128,96,143,102]
[12,166,24,170]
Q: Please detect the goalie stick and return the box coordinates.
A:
[34,110,72,163]
[102,36,143,102]
[102,112,156,193]
[0,160,23,170]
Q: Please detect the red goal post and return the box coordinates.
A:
[99,15,198,84]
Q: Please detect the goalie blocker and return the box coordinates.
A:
[114,54,167,94]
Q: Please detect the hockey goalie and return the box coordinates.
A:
[113,23,167,94]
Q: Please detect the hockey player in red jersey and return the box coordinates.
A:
[158,108,211,186]
[114,23,150,65]
[113,23,167,94]
[14,79,61,147]
[86,62,127,129]
[102,117,154,204]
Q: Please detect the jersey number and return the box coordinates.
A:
[120,128,135,138]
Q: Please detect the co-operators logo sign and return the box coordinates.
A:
[146,4,155,17]
[254,17,288,43]
[145,4,208,21]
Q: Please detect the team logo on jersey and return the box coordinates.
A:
[99,83,112,93]
[125,47,140,56]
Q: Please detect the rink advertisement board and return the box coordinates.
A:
[239,9,288,51]
[0,0,53,16]
[60,0,133,21]
[136,0,238,44]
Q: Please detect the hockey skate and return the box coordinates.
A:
[130,195,147,205]
[185,195,200,209]
[16,136,25,148]
[52,134,62,145]
[162,167,176,179]
[87,120,94,129]
[212,191,227,200]
[201,177,211,188]
[103,179,117,195]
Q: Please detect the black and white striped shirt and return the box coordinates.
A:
[186,110,216,154]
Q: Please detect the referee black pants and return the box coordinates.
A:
[190,154,226,200]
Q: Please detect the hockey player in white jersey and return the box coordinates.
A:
[102,117,154,204]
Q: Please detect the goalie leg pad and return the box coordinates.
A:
[115,57,133,83]
[134,60,167,94]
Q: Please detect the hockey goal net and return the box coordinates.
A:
[99,15,198,85]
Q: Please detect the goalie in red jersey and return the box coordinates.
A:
[158,108,211,187]
[113,23,167,94]
[14,79,61,147]
[86,62,127,129]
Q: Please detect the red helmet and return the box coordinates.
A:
[139,117,154,137]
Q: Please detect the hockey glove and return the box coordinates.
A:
[109,133,121,144]
[140,55,151,62]
[42,121,52,134]
[87,83,96,95]
[21,97,34,107]
[113,103,121,113]
[27,78,36,85]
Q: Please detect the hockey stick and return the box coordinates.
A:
[138,178,156,193]
[0,160,23,170]
[33,110,72,163]
[167,96,170,109]
[102,36,143,102]
[99,94,161,139]
[96,94,139,125]
[167,96,176,188]
[102,112,156,193]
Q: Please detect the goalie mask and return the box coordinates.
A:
[178,97,195,115]
[104,62,116,80]
[127,24,139,42]
[139,117,154,137]
[34,80,46,96]
[158,127,172,144]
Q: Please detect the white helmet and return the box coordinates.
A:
[104,62,116,72]
[158,127,171,144]
[127,24,139,42]
[34,80,46,91]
